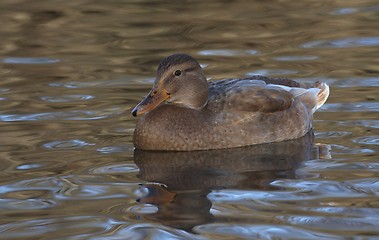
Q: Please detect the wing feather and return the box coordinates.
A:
[225,85,294,113]
[208,77,327,114]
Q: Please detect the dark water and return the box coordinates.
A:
[0,0,378,239]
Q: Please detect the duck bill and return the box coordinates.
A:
[131,87,170,117]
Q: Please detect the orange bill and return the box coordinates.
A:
[131,85,170,116]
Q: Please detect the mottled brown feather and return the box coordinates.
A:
[208,77,294,113]
[228,88,293,112]
[133,54,329,151]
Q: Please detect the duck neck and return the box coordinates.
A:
[191,83,209,109]
[171,75,209,110]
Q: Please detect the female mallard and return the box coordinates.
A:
[132,54,329,151]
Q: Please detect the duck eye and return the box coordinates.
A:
[174,70,182,76]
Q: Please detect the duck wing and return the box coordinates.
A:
[208,77,326,114]
[247,75,303,88]
[225,81,294,113]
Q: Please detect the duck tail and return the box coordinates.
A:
[312,81,330,109]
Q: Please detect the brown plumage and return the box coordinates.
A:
[132,54,329,151]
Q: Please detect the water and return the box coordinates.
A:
[0,0,378,239]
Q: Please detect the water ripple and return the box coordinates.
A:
[61,185,127,199]
[352,136,379,146]
[96,145,134,154]
[198,49,259,56]
[93,223,203,240]
[53,175,140,200]
[0,199,56,210]
[330,7,358,15]
[1,57,60,64]
[0,176,139,201]
[0,216,116,239]
[302,36,379,48]
[40,94,95,103]
[349,178,379,192]
[0,88,10,92]
[304,206,379,218]
[195,224,341,240]
[0,107,124,121]
[246,69,298,76]
[209,179,372,202]
[48,78,141,88]
[331,144,375,154]
[337,120,379,129]
[319,102,379,112]
[0,88,10,101]
[274,56,319,61]
[0,144,31,152]
[332,77,379,88]
[16,161,64,170]
[89,163,139,174]
[42,140,95,150]
[331,5,379,15]
[280,215,379,232]
[315,131,352,138]
[127,204,158,214]
[0,188,56,210]
[305,161,379,171]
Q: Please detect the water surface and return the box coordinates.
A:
[0,0,378,239]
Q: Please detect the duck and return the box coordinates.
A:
[131,53,329,151]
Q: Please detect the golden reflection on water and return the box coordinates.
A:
[0,0,378,239]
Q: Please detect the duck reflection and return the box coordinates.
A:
[134,132,319,231]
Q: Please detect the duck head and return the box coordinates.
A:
[132,54,209,116]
